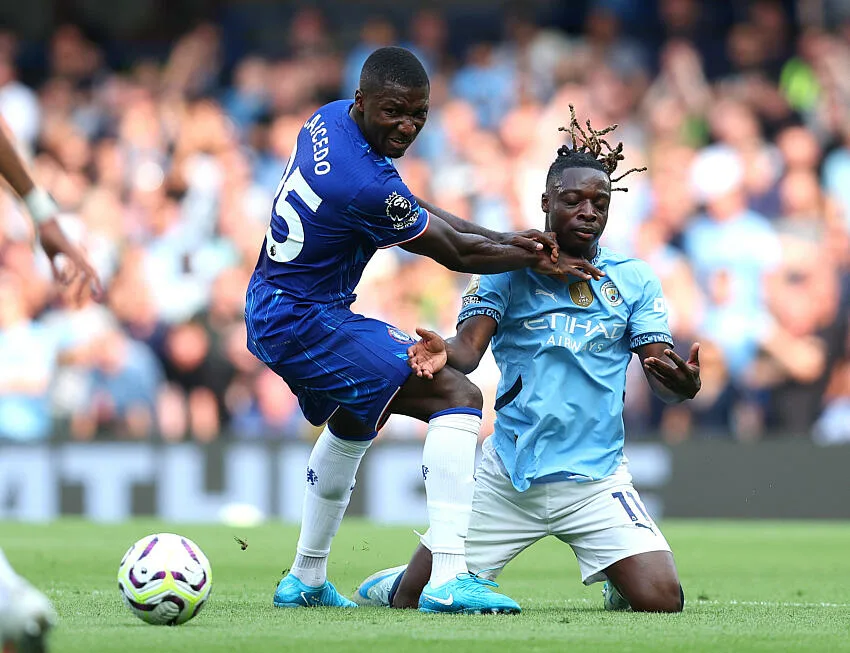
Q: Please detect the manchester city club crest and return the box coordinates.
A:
[601,280,623,306]
[569,281,595,308]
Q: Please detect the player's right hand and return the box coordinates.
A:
[37,219,103,301]
[407,328,448,380]
[532,252,605,281]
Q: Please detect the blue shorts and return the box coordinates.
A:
[246,305,415,431]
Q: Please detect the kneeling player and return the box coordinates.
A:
[354,110,700,613]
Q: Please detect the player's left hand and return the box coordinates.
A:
[37,219,103,301]
[643,343,701,399]
[505,230,559,263]
[407,327,448,380]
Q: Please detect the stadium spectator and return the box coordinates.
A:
[74,328,163,440]
[0,2,847,444]
[0,272,56,441]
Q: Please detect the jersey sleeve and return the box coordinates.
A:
[457,273,511,326]
[347,174,430,249]
[627,266,674,350]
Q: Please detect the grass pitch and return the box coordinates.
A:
[2,519,849,653]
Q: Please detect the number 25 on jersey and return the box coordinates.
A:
[266,141,322,263]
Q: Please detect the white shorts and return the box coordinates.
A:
[421,436,671,585]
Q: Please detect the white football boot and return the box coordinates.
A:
[0,551,56,653]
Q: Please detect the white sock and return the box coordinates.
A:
[0,548,18,585]
[422,410,481,587]
[290,427,372,587]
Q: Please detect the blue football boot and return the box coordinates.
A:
[418,573,521,614]
[273,573,357,608]
[352,565,408,607]
[602,581,632,611]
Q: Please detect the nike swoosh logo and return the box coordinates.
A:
[422,592,454,606]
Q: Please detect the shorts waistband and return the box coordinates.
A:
[530,471,596,485]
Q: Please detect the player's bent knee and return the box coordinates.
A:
[629,579,683,613]
[448,374,483,410]
[427,365,484,410]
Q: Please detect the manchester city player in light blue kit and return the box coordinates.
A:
[245,50,605,614]
[354,109,701,613]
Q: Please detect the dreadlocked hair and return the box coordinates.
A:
[546,104,647,192]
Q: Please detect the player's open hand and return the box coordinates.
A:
[37,219,103,301]
[407,327,448,380]
[532,252,605,281]
[643,343,701,399]
[505,230,559,263]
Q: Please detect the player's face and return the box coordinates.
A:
[542,167,610,256]
[354,83,429,158]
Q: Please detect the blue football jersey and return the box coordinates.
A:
[249,100,429,346]
[457,247,673,491]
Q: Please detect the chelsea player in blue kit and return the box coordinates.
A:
[245,50,605,614]
[354,109,701,613]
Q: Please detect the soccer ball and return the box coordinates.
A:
[117,533,212,625]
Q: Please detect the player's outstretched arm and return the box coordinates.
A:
[0,119,40,202]
[0,119,102,296]
[407,316,496,378]
[402,213,603,278]
[415,196,560,261]
[446,315,497,374]
[637,342,701,404]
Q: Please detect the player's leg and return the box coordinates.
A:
[265,314,487,609]
[274,409,372,608]
[355,436,545,613]
[353,364,483,611]
[0,547,56,653]
[602,551,682,613]
[264,316,413,608]
[352,544,429,609]
[388,367,484,593]
[0,547,15,585]
[556,467,682,613]
[294,360,494,613]
[260,313,506,612]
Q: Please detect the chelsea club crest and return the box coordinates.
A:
[387,326,414,344]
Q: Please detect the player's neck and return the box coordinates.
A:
[348,106,373,150]
[561,243,599,262]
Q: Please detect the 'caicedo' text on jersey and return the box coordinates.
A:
[247,100,430,350]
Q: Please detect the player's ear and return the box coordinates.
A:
[541,192,549,214]
[354,89,364,112]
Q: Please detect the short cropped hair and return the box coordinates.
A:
[359,46,429,94]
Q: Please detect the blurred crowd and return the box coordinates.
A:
[0,0,848,445]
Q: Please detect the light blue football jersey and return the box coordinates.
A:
[457,247,673,492]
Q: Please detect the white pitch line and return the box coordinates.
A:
[53,591,850,610]
[545,598,850,609]
[695,599,850,609]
